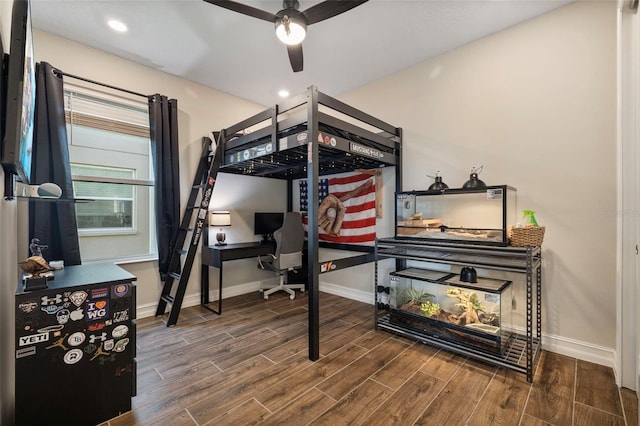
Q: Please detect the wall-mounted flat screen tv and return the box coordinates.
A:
[2,0,35,184]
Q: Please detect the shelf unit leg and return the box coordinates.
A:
[526,248,533,382]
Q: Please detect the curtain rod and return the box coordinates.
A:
[53,69,148,99]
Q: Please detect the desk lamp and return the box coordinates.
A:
[210,211,231,246]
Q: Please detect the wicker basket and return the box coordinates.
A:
[509,226,545,247]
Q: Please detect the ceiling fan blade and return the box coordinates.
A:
[287,44,303,72]
[203,0,277,22]
[302,0,369,25]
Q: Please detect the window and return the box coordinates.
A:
[71,164,135,232]
[64,83,156,262]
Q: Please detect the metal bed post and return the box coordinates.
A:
[374,240,379,330]
[307,86,321,361]
[395,128,404,274]
[287,179,293,212]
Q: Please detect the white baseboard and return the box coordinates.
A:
[319,281,375,305]
[137,281,617,374]
[541,332,616,370]
[136,280,264,319]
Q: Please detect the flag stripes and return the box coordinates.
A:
[299,172,376,243]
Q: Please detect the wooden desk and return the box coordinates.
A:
[201,242,275,314]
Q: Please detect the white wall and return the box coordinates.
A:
[339,1,617,363]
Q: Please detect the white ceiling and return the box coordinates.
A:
[30,0,572,106]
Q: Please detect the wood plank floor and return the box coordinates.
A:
[103,291,638,426]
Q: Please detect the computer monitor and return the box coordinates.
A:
[254,212,284,242]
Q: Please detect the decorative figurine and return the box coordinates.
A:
[29,238,48,257]
[19,256,53,276]
[19,256,54,291]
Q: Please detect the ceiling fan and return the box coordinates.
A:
[203,0,369,72]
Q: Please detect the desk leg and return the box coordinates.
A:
[201,263,209,305]
[201,262,222,315]
[217,264,223,315]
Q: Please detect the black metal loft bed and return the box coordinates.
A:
[214,86,403,361]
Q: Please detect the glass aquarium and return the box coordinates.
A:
[396,186,516,246]
[388,267,514,353]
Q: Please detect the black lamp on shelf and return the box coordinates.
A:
[210,210,231,246]
[428,171,449,191]
[462,166,487,189]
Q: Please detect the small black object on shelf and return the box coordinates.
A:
[462,166,486,189]
[428,172,449,191]
[23,276,48,291]
[460,266,478,283]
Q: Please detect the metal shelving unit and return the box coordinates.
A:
[374,237,542,382]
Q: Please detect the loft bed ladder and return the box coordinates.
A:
[155,134,223,327]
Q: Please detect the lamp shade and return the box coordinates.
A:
[210,211,231,227]
[428,176,449,191]
[462,173,486,189]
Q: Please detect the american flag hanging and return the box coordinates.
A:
[299,172,376,243]
[299,179,329,211]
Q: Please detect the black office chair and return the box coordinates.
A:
[258,212,305,300]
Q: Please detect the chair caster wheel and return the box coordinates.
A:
[290,294,295,300]
[264,295,269,300]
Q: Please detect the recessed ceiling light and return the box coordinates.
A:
[278,90,290,98]
[108,19,128,33]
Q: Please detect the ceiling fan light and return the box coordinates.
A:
[275,14,306,45]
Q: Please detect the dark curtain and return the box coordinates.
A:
[28,62,81,265]
[148,94,180,281]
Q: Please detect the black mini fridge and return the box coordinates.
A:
[15,263,136,425]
